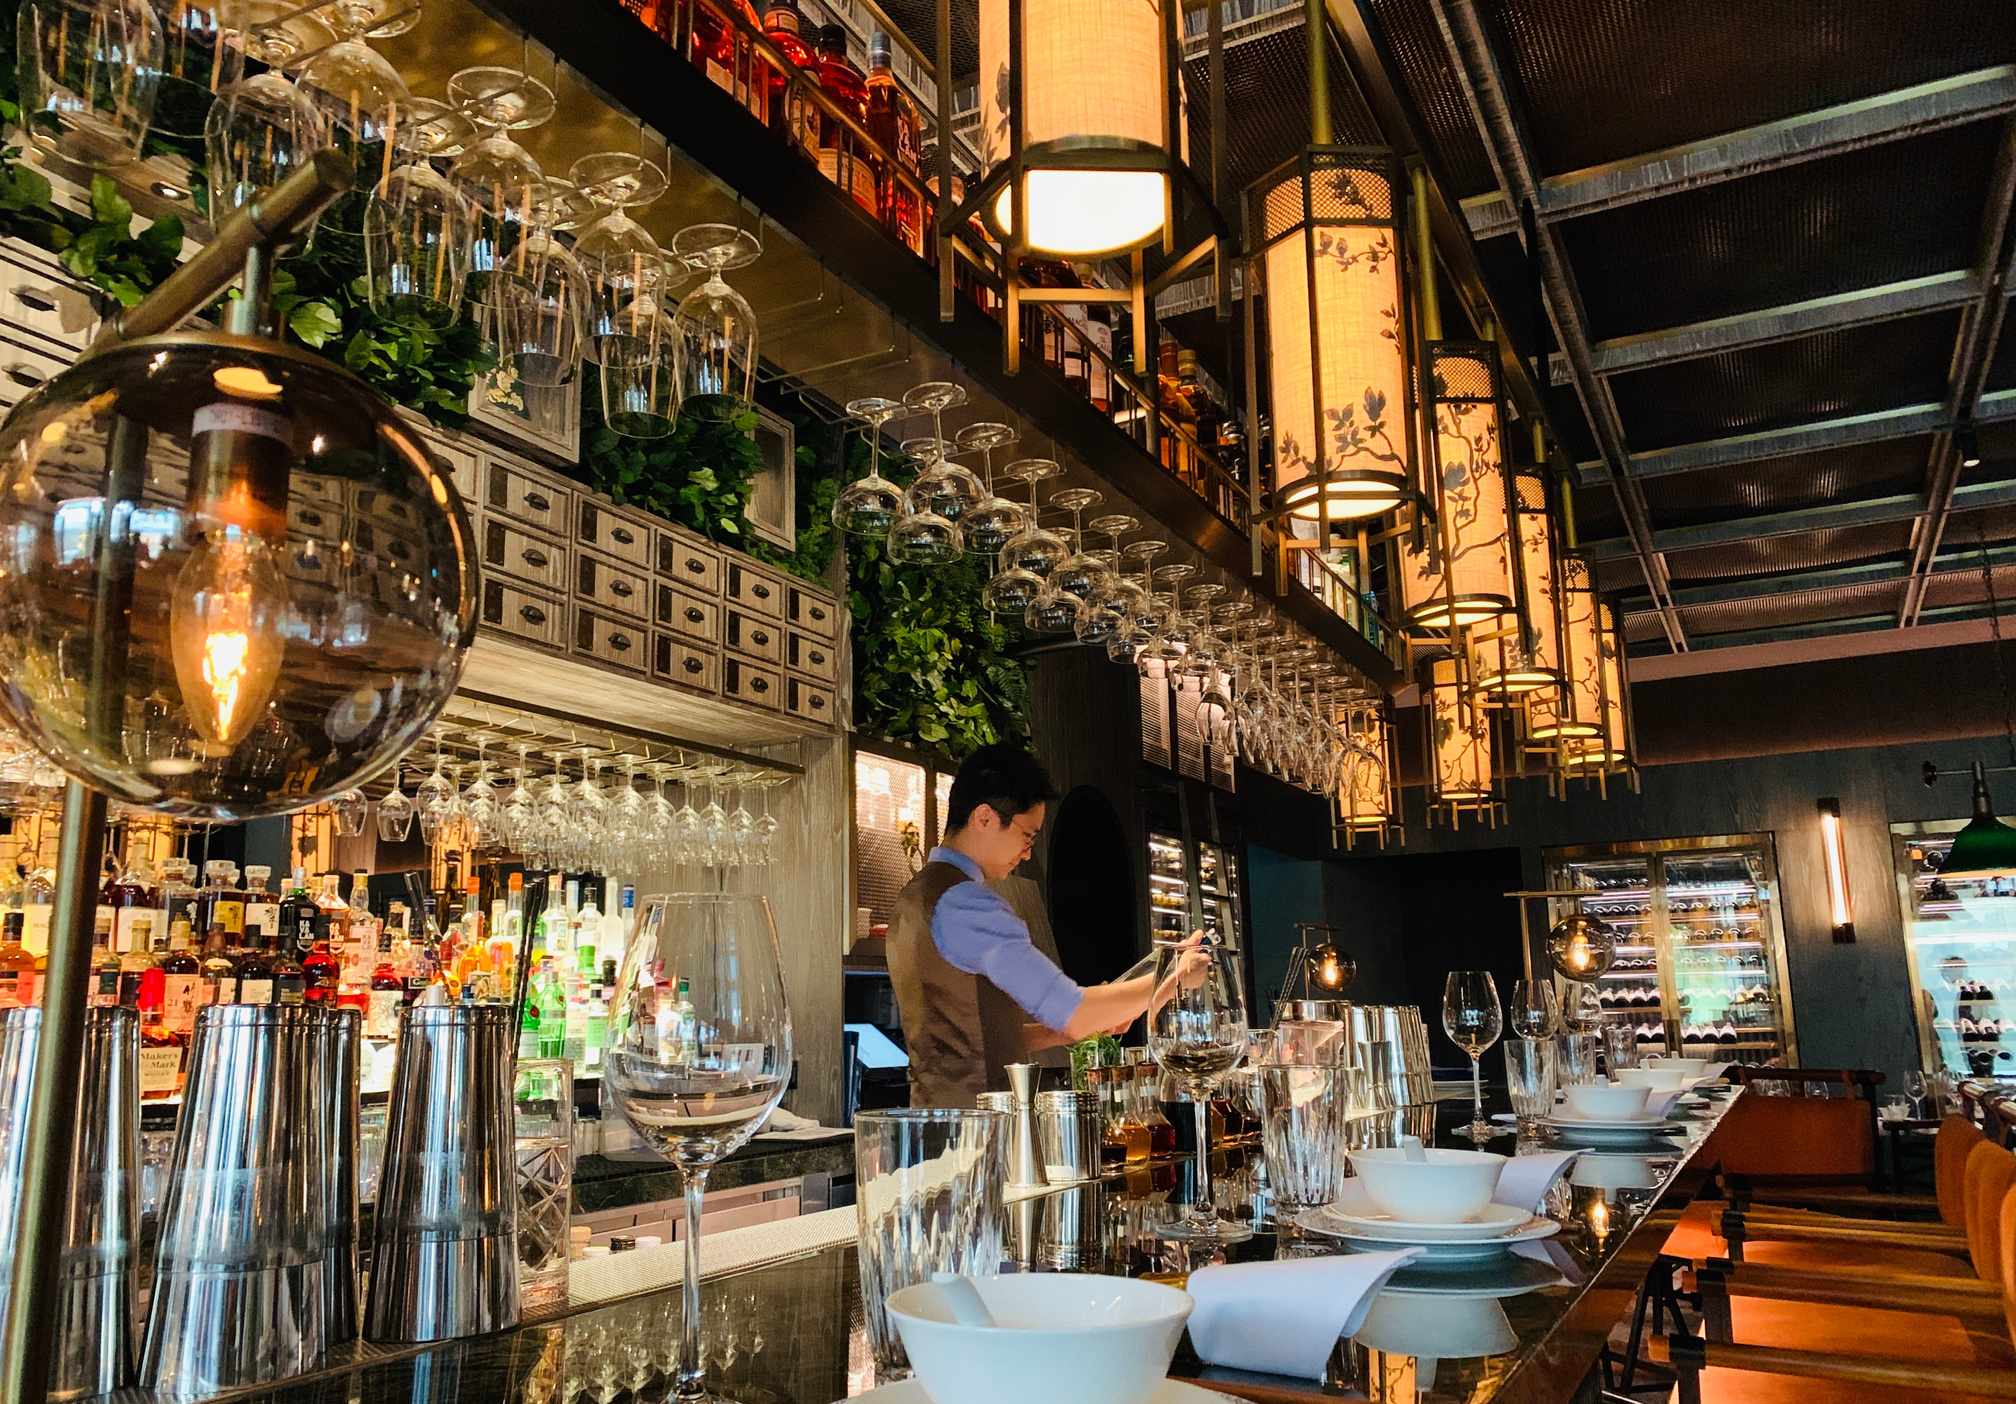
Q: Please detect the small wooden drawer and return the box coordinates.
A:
[357,484,427,532]
[726,561,784,619]
[786,631,838,681]
[786,584,840,639]
[722,657,782,711]
[423,437,480,503]
[288,497,340,543]
[577,552,650,621]
[0,254,96,352]
[785,676,836,724]
[725,609,781,663]
[0,340,68,412]
[480,579,564,650]
[657,531,722,595]
[572,606,648,674]
[577,499,654,570]
[652,634,719,694]
[483,519,568,592]
[655,583,721,644]
[485,461,569,536]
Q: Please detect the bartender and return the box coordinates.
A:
[888,744,1168,1108]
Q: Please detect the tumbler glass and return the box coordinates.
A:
[1557,1031,1601,1087]
[1504,1038,1557,1135]
[1258,1064,1343,1211]
[1601,1021,1639,1075]
[854,1108,1008,1380]
[514,1058,574,1310]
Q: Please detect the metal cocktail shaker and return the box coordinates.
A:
[53,1006,143,1401]
[320,1006,362,1343]
[1032,1089,1100,1183]
[365,1003,519,1343]
[0,1007,41,1335]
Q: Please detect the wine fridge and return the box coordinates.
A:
[1895,819,2016,1077]
[1147,831,1244,947]
[1546,835,1799,1066]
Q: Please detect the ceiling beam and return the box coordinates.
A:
[1583,475,2016,561]
[1661,600,1995,653]
[1429,0,1686,649]
[1899,115,2016,626]
[1461,65,2016,239]
[1617,543,2016,612]
[1574,387,2016,485]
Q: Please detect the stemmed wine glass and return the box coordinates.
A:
[1148,935,1251,1243]
[954,423,1026,552]
[448,67,557,372]
[1045,488,1109,598]
[1508,978,1560,1040]
[606,894,792,1404]
[982,459,1060,614]
[1443,970,1507,1142]
[376,765,414,841]
[832,398,907,535]
[672,223,763,414]
[573,151,675,366]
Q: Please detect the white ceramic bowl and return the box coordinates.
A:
[1355,1292,1517,1358]
[1613,1067,1685,1091]
[1562,1082,1651,1120]
[1347,1146,1506,1224]
[1646,1057,1711,1075]
[888,1274,1192,1404]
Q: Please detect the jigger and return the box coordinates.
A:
[365,1004,519,1343]
[1003,1063,1048,1191]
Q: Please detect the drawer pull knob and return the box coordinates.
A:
[519,605,546,625]
[300,510,323,527]
[612,526,635,544]
[524,491,551,512]
[683,657,703,674]
[811,606,827,621]
[685,606,705,623]
[752,583,772,599]
[522,548,548,567]
[751,630,769,646]
[610,633,632,651]
[811,695,825,709]
[610,580,634,597]
[810,650,826,665]
[11,287,56,313]
[751,677,769,693]
[686,558,705,573]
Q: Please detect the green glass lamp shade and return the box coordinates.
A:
[1946,763,2016,879]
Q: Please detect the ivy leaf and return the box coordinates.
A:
[137,212,183,260]
[290,301,343,347]
[88,176,133,233]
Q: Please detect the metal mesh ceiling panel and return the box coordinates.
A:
[879,0,981,81]
[1669,579,1905,640]
[1659,521,1916,582]
[1185,23,1383,200]
[1557,125,1999,342]
[1606,310,1963,451]
[1638,437,1933,528]
[1920,562,2016,613]
[1364,0,1500,196]
[1481,0,2016,176]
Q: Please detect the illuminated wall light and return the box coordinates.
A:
[1526,554,1604,743]
[1398,343,1517,630]
[1424,651,1496,826]
[1475,466,1563,700]
[979,0,1171,255]
[1251,148,1411,529]
[1817,796,1855,943]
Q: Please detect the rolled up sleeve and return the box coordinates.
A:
[931,881,1085,1032]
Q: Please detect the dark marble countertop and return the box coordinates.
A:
[202,1087,1737,1404]
[572,1137,855,1214]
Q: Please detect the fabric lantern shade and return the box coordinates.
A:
[979,0,1171,255]
[1563,601,1634,773]
[1398,343,1517,629]
[1425,653,1494,820]
[1474,466,1562,698]
[1525,554,1604,742]
[1253,149,1410,528]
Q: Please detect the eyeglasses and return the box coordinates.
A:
[1008,817,1042,849]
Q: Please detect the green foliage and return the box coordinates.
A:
[583,379,768,538]
[844,438,1028,758]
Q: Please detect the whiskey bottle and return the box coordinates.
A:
[864,32,923,255]
[812,26,877,214]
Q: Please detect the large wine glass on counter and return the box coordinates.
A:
[1443,970,1506,1141]
[1147,935,1251,1243]
[606,894,792,1404]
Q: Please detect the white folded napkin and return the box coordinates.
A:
[1187,1250,1424,1378]
[1492,1150,1580,1214]
[1646,1089,1689,1118]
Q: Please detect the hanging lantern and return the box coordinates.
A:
[1474,465,1563,700]
[1333,702,1399,849]
[1424,650,1496,825]
[1526,554,1604,744]
[1251,148,1412,532]
[1397,343,1517,630]
[1562,601,1636,782]
[977,0,1172,257]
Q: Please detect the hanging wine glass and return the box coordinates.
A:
[325,0,422,38]
[1024,579,1083,634]
[375,765,414,841]
[1045,488,1109,598]
[154,1,246,143]
[236,1,336,68]
[899,436,985,523]
[17,0,165,170]
[954,423,1027,552]
[600,275,683,439]
[980,458,1052,615]
[506,180,594,388]
[885,498,963,565]
[294,30,409,170]
[997,459,1070,578]
[330,788,368,837]
[364,158,470,328]
[388,96,476,159]
[1173,583,1225,681]
[205,70,327,219]
[449,66,556,367]
[571,150,673,365]
[831,398,907,536]
[673,223,764,416]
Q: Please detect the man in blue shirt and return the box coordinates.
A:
[887,745,1163,1107]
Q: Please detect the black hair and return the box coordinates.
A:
[945,745,1059,833]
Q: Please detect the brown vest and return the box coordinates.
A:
[887,861,1030,1109]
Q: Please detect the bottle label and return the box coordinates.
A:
[20,906,49,958]
[209,898,245,937]
[113,907,152,953]
[193,401,293,443]
[138,1046,182,1096]
[0,972,18,1009]
[277,974,305,1006]
[366,989,402,1039]
[294,916,320,956]
[245,901,279,941]
[239,977,274,1006]
[201,973,236,1006]
[162,975,200,1033]
[96,905,117,949]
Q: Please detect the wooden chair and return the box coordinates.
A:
[1718,1066,1885,1192]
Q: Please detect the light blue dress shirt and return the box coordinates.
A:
[927,846,1085,1032]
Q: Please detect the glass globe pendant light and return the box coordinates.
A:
[0,152,478,820]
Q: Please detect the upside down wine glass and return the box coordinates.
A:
[1148,936,1252,1244]
[607,894,792,1404]
[1443,970,1507,1142]
[832,398,907,536]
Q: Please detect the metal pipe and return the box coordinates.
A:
[0,781,108,1404]
[1307,0,1331,144]
[88,150,354,355]
[1410,164,1440,340]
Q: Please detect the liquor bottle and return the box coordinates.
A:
[0,913,35,1008]
[278,867,316,961]
[812,25,876,213]
[88,917,120,1008]
[317,873,351,950]
[105,847,157,954]
[460,876,484,949]
[564,981,588,1065]
[235,918,279,1006]
[517,974,543,1060]
[197,861,245,948]
[339,873,378,1010]
[503,872,525,945]
[537,961,569,1060]
[138,923,188,1099]
[537,873,566,962]
[243,865,278,949]
[198,924,238,1007]
[582,980,609,1071]
[610,885,634,967]
[301,918,339,1005]
[864,32,922,254]
[668,977,699,1066]
[158,858,200,948]
[691,0,768,118]
[575,883,602,982]
[159,917,201,1036]
[118,913,158,1007]
[20,864,53,959]
[762,0,820,155]
[367,925,404,1038]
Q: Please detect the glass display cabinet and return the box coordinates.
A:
[1148,831,1244,946]
[1895,819,2016,1077]
[1546,835,1798,1066]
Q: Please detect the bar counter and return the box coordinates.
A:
[195,1085,1736,1404]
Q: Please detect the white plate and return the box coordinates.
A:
[1319,1200,1534,1242]
[841,1378,1243,1404]
[1293,1208,1562,1260]
[1383,1253,1566,1297]
[1540,1113,1686,1132]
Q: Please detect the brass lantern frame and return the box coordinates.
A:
[1400,340,1518,633]
[1331,694,1401,849]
